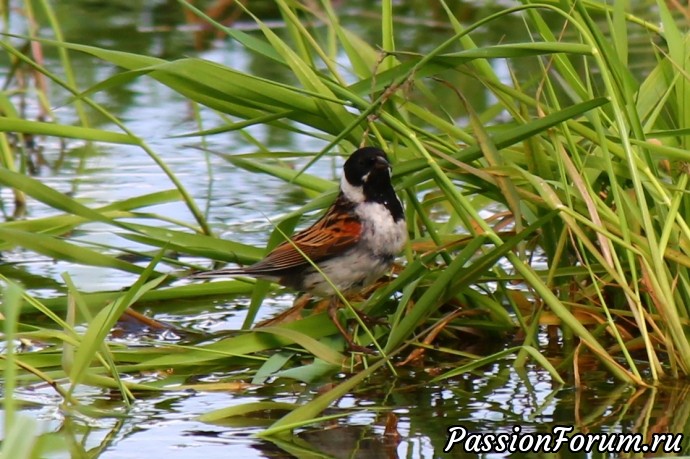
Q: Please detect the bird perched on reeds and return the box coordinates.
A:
[192,147,407,352]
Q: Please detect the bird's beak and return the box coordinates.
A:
[374,156,391,170]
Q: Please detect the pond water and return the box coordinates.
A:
[2,1,690,458]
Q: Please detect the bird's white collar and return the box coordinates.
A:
[340,175,365,203]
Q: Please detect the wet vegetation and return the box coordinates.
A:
[3,0,690,456]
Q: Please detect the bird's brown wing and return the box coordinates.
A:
[244,209,362,274]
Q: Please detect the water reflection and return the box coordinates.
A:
[13,361,687,458]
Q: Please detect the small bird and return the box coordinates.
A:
[193,147,407,352]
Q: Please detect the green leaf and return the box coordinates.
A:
[0,117,139,144]
[200,402,296,423]
[0,228,144,274]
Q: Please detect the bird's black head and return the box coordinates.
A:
[341,147,404,221]
[343,147,391,188]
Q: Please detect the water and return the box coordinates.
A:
[2,1,690,458]
[8,362,688,458]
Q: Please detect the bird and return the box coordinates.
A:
[192,146,407,352]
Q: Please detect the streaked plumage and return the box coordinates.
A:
[193,147,407,351]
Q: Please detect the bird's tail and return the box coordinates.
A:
[188,267,247,279]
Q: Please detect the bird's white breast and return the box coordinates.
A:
[355,202,407,256]
[299,201,407,297]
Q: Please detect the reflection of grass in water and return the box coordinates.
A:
[2,0,690,453]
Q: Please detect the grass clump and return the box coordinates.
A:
[2,0,690,437]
